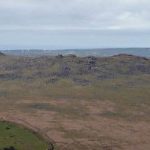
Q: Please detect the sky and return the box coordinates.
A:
[0,0,150,49]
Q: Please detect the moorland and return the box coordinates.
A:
[0,52,150,150]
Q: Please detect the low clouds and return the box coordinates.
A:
[0,0,150,48]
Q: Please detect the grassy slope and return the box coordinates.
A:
[0,54,150,121]
[0,54,150,149]
[0,75,150,122]
[0,122,48,150]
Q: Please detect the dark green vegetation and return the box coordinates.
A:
[0,121,48,150]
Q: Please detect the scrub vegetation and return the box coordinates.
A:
[0,52,150,150]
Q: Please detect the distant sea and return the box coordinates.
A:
[1,48,150,58]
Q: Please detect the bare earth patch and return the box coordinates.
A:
[0,98,150,150]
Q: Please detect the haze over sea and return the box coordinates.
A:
[2,48,150,58]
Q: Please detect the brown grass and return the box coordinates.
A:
[0,95,150,150]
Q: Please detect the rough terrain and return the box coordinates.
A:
[0,53,150,150]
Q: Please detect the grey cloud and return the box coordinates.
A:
[0,0,150,30]
[0,0,150,49]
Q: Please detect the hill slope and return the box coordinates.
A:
[0,54,150,150]
[0,54,149,83]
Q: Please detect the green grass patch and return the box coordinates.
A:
[0,121,48,150]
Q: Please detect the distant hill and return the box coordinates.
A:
[1,48,150,57]
[0,51,5,56]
